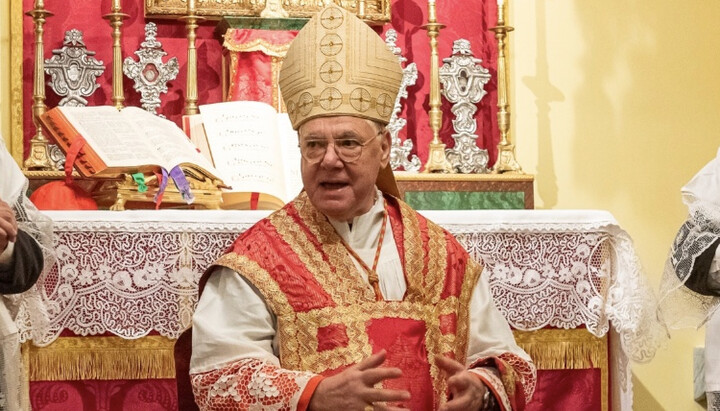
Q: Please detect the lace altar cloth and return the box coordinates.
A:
[17,209,664,366]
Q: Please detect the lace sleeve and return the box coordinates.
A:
[191,357,322,411]
[5,178,55,345]
[469,353,536,411]
[659,202,720,328]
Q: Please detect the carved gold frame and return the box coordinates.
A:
[145,0,391,23]
[8,0,24,165]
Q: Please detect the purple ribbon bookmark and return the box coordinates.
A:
[169,165,195,205]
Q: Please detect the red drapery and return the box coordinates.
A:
[28,370,602,410]
[30,379,177,410]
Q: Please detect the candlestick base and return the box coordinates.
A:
[493,143,524,174]
[23,136,53,170]
[423,142,453,173]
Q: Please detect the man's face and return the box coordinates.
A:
[298,116,390,222]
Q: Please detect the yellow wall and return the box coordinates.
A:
[1,1,717,410]
[512,2,718,410]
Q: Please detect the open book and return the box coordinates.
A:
[191,101,303,210]
[40,105,223,186]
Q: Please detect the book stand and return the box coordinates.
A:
[92,168,224,210]
[26,169,225,210]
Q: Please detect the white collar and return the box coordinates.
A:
[327,188,385,249]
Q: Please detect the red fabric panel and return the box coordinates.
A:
[30,379,178,410]
[440,230,470,299]
[227,215,337,311]
[386,1,500,166]
[21,0,499,167]
[174,328,199,411]
[438,312,457,335]
[316,323,350,351]
[29,369,602,410]
[526,369,602,411]
[366,317,434,409]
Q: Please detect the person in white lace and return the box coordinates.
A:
[658,146,720,410]
[0,134,55,410]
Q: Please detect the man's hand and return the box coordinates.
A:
[0,200,17,253]
[309,350,411,411]
[435,355,489,411]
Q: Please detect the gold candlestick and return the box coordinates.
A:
[180,0,204,115]
[422,0,452,173]
[491,0,523,174]
[103,0,129,110]
[24,0,53,169]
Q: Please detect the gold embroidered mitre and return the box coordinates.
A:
[279,4,404,130]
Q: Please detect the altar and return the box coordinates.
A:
[17,209,663,410]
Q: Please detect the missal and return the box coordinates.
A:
[41,102,303,210]
[40,105,223,182]
[193,100,303,209]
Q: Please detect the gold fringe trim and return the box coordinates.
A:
[514,328,609,411]
[25,336,176,381]
[513,328,607,370]
[22,330,608,410]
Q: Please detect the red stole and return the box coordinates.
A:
[213,192,481,409]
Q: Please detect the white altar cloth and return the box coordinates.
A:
[14,209,665,409]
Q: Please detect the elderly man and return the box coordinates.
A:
[190,5,535,410]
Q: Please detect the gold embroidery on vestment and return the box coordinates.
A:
[216,194,478,407]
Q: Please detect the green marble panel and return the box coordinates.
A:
[403,191,525,210]
[218,16,309,32]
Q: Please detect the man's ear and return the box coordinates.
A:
[379,129,391,168]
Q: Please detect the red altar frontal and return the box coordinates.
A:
[17,210,663,410]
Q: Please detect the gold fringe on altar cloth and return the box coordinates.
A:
[23,336,176,381]
[513,328,607,370]
[24,330,606,378]
[22,329,608,411]
[514,328,609,411]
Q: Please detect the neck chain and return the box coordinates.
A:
[339,202,389,301]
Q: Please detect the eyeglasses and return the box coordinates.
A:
[299,132,382,164]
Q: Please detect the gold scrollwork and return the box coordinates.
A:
[145,0,391,24]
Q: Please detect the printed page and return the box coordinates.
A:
[58,106,158,168]
[276,113,303,202]
[199,101,286,200]
[58,106,219,178]
[120,107,218,176]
